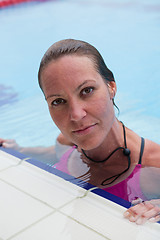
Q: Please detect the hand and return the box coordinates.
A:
[123,199,160,224]
[0,138,21,151]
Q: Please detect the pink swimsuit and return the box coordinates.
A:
[54,139,147,202]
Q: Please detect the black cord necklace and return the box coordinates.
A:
[81,122,131,186]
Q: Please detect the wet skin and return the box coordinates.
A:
[41,55,118,157]
[40,54,160,224]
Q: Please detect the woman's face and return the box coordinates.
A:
[41,55,116,150]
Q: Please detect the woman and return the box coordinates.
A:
[1,39,160,224]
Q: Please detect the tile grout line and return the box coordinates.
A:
[5,188,79,239]
[0,155,111,239]
[0,163,99,210]
[58,187,111,240]
[7,189,111,240]
[59,211,111,240]
[0,170,100,239]
[6,211,56,240]
[4,184,102,239]
[6,196,83,239]
[0,177,56,210]
[0,157,30,173]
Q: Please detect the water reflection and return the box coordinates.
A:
[0,84,18,107]
[140,167,160,200]
[54,145,160,203]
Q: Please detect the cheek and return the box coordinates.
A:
[92,94,113,118]
[49,107,69,136]
[49,108,63,127]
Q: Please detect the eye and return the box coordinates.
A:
[51,98,66,106]
[81,87,94,96]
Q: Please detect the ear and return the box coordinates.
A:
[107,81,117,99]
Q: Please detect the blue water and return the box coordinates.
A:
[0,0,160,147]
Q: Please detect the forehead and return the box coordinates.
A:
[42,55,96,75]
[40,55,100,89]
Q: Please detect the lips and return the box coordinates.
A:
[72,123,97,135]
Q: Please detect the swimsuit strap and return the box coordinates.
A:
[138,137,145,164]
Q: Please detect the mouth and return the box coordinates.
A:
[72,123,97,135]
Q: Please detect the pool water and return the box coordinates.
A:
[0,0,160,148]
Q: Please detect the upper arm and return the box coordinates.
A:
[143,139,160,167]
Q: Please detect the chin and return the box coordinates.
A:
[76,138,103,151]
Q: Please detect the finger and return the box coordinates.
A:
[5,139,15,144]
[124,201,160,225]
[0,139,12,145]
[2,139,16,146]
[149,214,160,223]
[129,202,149,216]
[2,142,14,148]
[1,142,7,148]
[134,205,160,225]
[123,202,153,222]
[135,216,148,225]
[0,140,5,147]
[3,142,14,148]
[142,202,160,219]
[149,199,160,207]
[0,138,5,144]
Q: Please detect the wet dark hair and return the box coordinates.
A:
[38,39,115,87]
[38,39,118,111]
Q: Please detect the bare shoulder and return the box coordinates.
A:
[143,139,160,167]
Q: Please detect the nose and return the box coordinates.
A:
[69,100,87,121]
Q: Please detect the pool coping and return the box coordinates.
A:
[0,146,131,209]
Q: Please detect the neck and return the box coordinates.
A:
[82,120,124,162]
[81,121,131,186]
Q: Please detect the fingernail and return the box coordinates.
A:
[130,216,136,221]
[123,212,130,217]
[136,218,143,225]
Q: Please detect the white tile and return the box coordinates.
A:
[0,180,53,239]
[0,159,86,209]
[10,212,109,240]
[61,191,160,240]
[0,150,21,170]
[1,152,159,240]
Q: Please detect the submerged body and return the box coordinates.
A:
[54,137,160,203]
[38,39,160,224]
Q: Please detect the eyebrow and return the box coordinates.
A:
[46,80,96,100]
[46,94,61,101]
[75,80,96,92]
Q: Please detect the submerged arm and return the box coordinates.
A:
[0,134,73,165]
